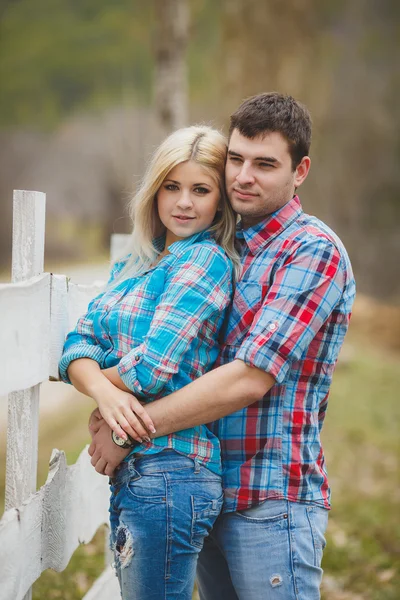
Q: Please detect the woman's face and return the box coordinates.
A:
[157,160,221,245]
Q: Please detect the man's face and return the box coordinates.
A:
[226,129,310,228]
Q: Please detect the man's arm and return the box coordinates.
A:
[143,359,274,436]
[89,358,274,477]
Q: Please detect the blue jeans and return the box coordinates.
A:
[109,450,223,600]
[197,499,329,600]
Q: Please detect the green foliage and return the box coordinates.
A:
[0,0,223,129]
[0,0,154,128]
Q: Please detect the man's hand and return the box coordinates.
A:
[88,408,130,476]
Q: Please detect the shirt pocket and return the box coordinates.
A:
[113,280,163,349]
[225,281,265,345]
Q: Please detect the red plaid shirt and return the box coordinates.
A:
[210,196,356,512]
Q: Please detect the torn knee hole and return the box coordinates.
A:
[270,573,283,587]
[114,524,134,568]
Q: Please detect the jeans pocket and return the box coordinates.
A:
[125,473,166,504]
[236,499,289,523]
[190,493,223,549]
[305,506,329,567]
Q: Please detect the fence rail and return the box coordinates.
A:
[0,191,122,599]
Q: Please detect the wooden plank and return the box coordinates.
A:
[82,566,120,600]
[67,281,105,331]
[11,190,45,284]
[0,274,51,397]
[49,233,129,380]
[48,279,105,381]
[49,276,106,380]
[6,190,46,599]
[49,274,69,380]
[0,275,106,388]
[0,447,110,600]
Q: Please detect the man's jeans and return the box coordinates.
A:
[197,499,329,600]
[109,450,223,600]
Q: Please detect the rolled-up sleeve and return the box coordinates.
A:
[58,257,127,383]
[235,237,345,384]
[117,245,232,396]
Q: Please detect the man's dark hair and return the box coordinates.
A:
[229,92,312,170]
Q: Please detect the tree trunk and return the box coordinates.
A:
[154,0,189,136]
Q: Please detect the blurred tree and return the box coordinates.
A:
[217,0,400,300]
[154,0,189,136]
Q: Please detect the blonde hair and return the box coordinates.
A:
[115,125,240,281]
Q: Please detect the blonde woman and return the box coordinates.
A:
[59,126,239,600]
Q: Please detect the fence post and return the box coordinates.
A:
[5,190,46,600]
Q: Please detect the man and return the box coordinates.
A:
[89,92,355,599]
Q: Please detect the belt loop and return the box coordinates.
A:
[194,459,200,474]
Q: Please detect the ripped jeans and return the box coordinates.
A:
[109,450,223,600]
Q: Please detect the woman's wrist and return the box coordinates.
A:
[87,374,114,401]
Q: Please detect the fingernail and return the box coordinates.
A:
[144,436,151,442]
[150,426,156,433]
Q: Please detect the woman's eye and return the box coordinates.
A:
[164,184,179,191]
[194,186,210,194]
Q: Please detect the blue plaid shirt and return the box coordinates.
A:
[59,230,233,474]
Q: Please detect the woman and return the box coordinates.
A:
[59,126,239,600]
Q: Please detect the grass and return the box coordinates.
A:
[320,332,400,600]
[1,331,399,599]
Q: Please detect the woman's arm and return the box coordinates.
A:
[67,358,155,441]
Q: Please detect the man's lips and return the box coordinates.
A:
[233,188,259,199]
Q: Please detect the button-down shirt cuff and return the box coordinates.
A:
[117,345,144,395]
[58,344,106,384]
[235,331,290,384]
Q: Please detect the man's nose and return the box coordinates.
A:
[176,190,193,209]
[236,162,255,186]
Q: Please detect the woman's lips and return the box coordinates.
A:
[173,215,195,222]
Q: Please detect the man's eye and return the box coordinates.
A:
[229,156,242,163]
[194,186,210,194]
[259,163,274,168]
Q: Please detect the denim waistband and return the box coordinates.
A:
[110,449,218,486]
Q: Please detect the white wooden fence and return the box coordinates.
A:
[0,191,127,600]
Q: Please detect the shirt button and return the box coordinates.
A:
[134,355,140,361]
[268,322,277,331]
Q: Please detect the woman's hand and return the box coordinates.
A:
[91,380,156,442]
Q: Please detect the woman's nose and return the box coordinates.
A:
[176,190,193,209]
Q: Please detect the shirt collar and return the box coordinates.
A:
[153,228,213,256]
[236,195,303,255]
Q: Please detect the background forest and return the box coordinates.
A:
[0,1,399,599]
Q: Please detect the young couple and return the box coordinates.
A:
[59,92,355,600]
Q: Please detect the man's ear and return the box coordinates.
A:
[294,156,311,188]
